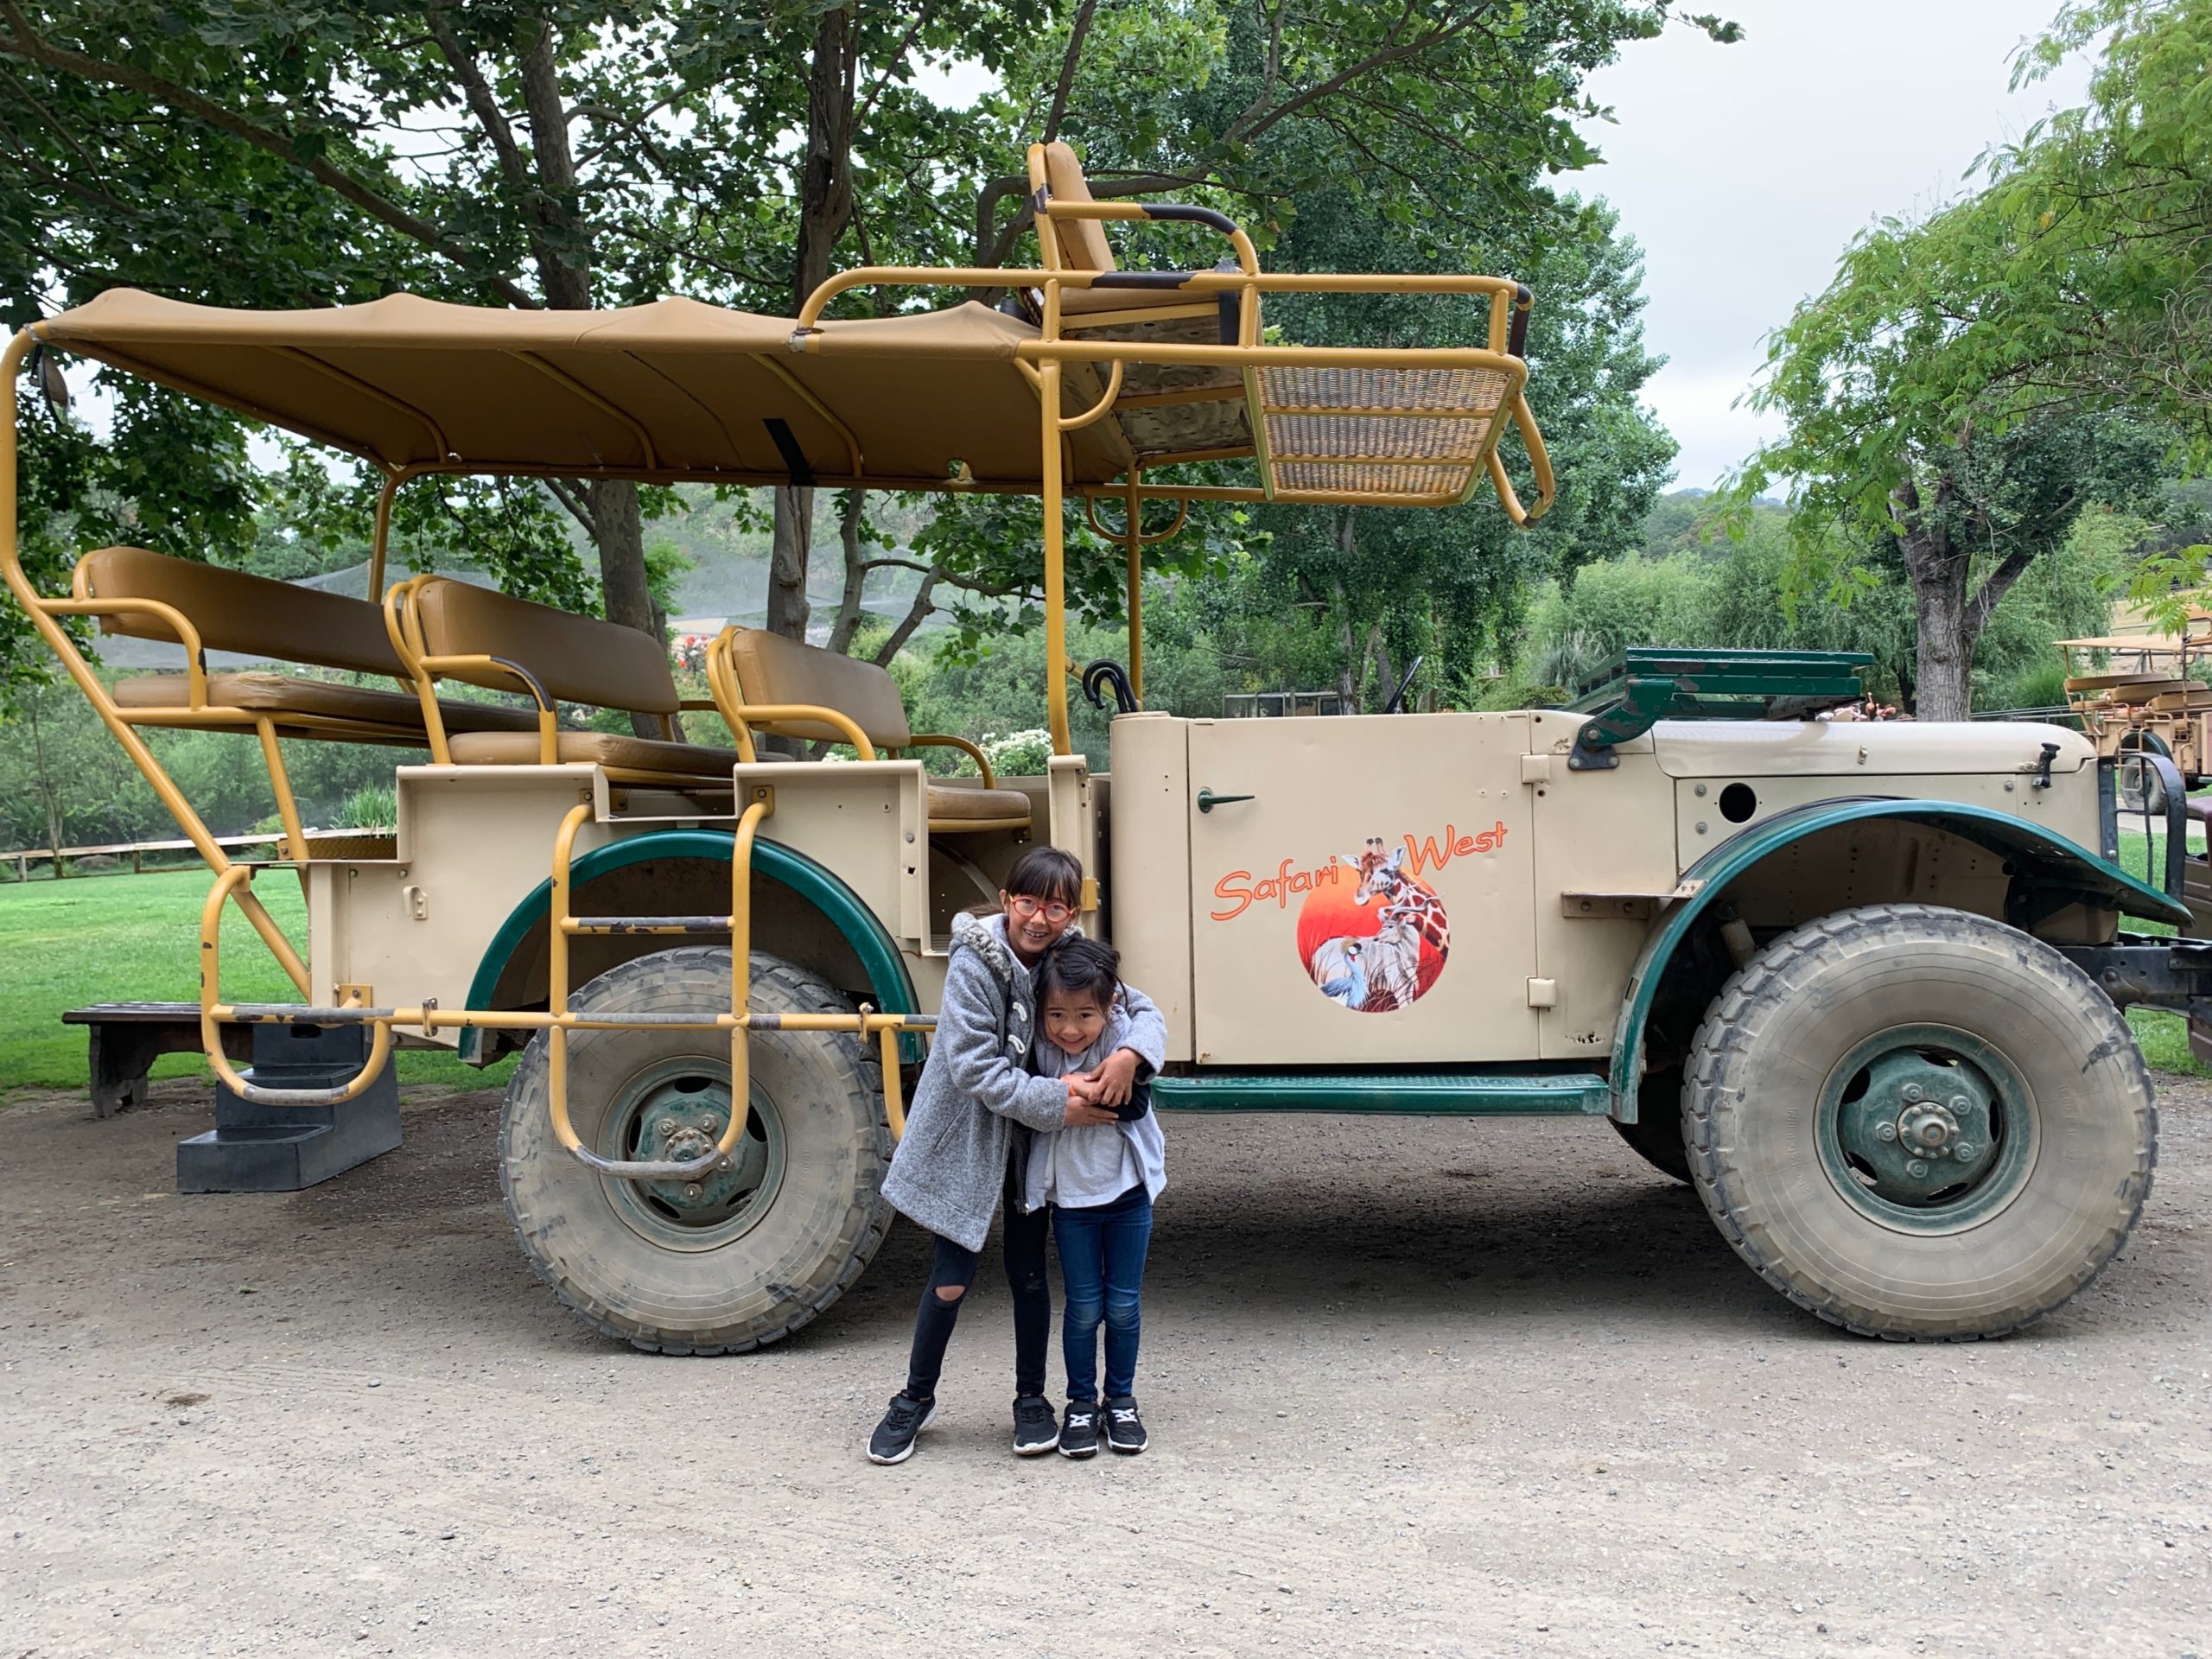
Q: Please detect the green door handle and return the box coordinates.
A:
[1197,788,1256,813]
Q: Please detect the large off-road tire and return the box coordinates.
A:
[1611,1065,1692,1185]
[1684,903,2156,1340]
[499,947,893,1354]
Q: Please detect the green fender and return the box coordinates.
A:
[1607,797,2188,1112]
[458,829,918,1065]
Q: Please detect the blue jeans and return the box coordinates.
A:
[1052,1183,1153,1402]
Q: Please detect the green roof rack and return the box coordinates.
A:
[1565,647,1872,770]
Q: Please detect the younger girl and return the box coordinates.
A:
[1025,938,1167,1458]
[868,848,1163,1465]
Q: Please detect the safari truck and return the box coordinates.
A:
[2058,622,2212,785]
[5,143,2203,1351]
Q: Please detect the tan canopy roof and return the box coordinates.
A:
[33,289,1135,490]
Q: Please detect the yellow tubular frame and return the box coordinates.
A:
[10,159,1556,1177]
[1,331,311,994]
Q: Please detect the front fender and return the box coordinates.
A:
[457,828,917,1065]
[1606,798,2187,1115]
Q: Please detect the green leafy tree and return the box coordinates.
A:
[1738,190,2166,721]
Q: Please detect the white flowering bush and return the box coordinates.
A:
[982,728,1053,778]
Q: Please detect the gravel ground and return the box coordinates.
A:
[2,1077,2208,1658]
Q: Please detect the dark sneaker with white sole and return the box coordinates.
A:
[1059,1399,1101,1459]
[867,1393,936,1465]
[1104,1395,1147,1454]
[1013,1393,1060,1456]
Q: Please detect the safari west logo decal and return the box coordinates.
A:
[1209,823,1506,1014]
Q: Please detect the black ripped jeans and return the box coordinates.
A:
[904,1168,1052,1401]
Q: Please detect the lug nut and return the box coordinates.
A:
[1875,1122,1897,1141]
[702,1116,722,1136]
[1906,1160,1929,1179]
[1949,1096,1970,1112]
[683,1182,704,1201]
[1902,1084,1923,1103]
[1955,1143,1977,1162]
[659,1121,680,1140]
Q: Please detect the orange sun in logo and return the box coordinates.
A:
[1297,855,1447,1014]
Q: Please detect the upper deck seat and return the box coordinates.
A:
[1027,141,1255,464]
[717,628,1033,833]
[75,545,538,741]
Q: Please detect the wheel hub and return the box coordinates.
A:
[1822,1035,2025,1230]
[633,1087,763,1213]
[1829,1042,2007,1211]
[594,1058,786,1248]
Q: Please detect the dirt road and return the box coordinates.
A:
[3,1078,2208,1658]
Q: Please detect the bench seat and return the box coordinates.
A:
[116,671,541,737]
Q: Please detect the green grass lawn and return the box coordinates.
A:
[2109,827,2204,1077]
[0,868,510,1095]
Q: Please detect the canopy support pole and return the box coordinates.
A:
[368,469,401,601]
[1040,353,1071,757]
[1123,469,1144,703]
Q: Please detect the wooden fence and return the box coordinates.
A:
[2,828,392,882]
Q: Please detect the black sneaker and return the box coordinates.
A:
[867,1393,936,1465]
[1013,1393,1060,1456]
[1104,1395,1147,1454]
[1059,1399,1101,1459]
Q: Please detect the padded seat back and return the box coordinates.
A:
[1038,141,1117,275]
[724,628,913,750]
[410,578,679,715]
[75,545,406,677]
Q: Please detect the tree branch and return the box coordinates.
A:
[541,477,597,541]
[0,2,538,308]
[874,568,940,664]
[1041,0,1098,143]
[1967,543,2040,639]
[423,5,532,193]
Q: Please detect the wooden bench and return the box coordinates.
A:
[63,1002,442,1117]
[64,1003,253,1118]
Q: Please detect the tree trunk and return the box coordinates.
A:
[507,18,664,734]
[592,480,658,639]
[824,489,869,656]
[1908,561,1973,722]
[766,484,814,645]
[767,4,861,648]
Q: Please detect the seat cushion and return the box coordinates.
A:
[115,671,541,736]
[927,783,1033,827]
[1058,283,1219,316]
[449,729,754,777]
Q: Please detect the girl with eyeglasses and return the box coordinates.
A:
[868,846,1166,1465]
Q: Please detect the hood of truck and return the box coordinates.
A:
[1649,719,2095,779]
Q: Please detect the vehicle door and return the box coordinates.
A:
[1185,712,1538,1065]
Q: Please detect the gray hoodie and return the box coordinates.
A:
[880,912,1165,1252]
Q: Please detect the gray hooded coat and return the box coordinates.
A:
[880,911,1166,1252]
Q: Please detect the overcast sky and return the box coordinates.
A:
[1580,1,2093,491]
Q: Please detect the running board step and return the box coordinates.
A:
[1149,1071,1611,1116]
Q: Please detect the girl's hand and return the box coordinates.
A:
[1079,1047,1143,1109]
[1061,1079,1119,1129]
